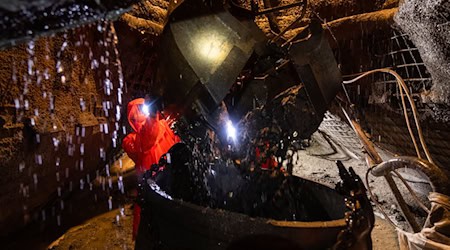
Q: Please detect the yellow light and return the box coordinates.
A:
[197,33,230,61]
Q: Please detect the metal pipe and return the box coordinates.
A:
[342,107,422,233]
[392,170,430,213]
[372,156,450,196]
[384,173,421,232]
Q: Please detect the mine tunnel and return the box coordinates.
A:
[1,0,450,249]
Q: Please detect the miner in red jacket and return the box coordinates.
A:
[122,98,180,240]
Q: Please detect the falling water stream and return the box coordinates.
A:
[6,19,132,248]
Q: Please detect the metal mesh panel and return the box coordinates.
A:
[319,112,363,160]
[337,27,450,170]
[342,28,433,114]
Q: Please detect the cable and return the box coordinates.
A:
[343,68,434,164]
[399,80,422,159]
[391,172,430,185]
[343,69,420,158]
[365,166,398,229]
[392,170,430,214]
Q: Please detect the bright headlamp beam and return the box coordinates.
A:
[226,120,237,141]
[142,104,150,116]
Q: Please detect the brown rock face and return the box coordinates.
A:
[395,0,450,103]
[0,25,127,237]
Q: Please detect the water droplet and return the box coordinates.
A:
[14,99,20,109]
[52,137,60,150]
[56,61,63,73]
[108,196,113,210]
[167,153,171,164]
[103,123,109,134]
[79,98,86,111]
[35,154,42,165]
[33,173,38,185]
[43,69,50,80]
[99,148,105,160]
[90,59,99,69]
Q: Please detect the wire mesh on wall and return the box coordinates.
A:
[334,26,450,171]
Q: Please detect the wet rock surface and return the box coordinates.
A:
[0,0,140,49]
[47,205,134,250]
[0,24,128,238]
[395,0,450,103]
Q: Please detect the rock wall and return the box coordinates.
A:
[0,24,127,237]
[395,0,450,103]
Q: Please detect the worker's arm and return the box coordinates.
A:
[123,133,139,163]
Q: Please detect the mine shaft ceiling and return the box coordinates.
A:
[0,0,142,49]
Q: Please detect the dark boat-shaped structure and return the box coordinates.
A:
[138,175,353,250]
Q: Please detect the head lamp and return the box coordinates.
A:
[141,104,151,116]
[226,120,237,141]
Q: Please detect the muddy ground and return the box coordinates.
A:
[47,205,135,250]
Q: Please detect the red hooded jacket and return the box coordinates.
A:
[122,98,180,239]
[123,98,180,174]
